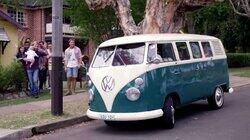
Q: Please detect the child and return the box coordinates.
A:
[25,45,38,67]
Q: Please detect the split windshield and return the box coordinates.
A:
[92,43,145,68]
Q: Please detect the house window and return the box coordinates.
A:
[7,8,26,26]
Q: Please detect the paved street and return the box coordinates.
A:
[30,84,250,140]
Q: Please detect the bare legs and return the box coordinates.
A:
[72,78,76,93]
[66,77,76,95]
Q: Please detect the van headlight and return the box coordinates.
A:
[125,87,141,101]
[135,78,143,87]
[89,89,94,102]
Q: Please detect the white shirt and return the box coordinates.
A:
[25,50,38,60]
[67,48,78,67]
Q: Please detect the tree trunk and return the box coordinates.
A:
[85,0,220,35]
[113,0,140,35]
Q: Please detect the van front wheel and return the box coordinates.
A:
[162,96,175,129]
[208,86,224,109]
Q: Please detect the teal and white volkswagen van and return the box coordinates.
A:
[86,34,233,128]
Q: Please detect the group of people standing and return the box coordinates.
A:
[16,38,83,98]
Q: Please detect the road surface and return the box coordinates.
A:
[30,85,250,140]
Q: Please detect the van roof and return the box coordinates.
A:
[99,34,219,47]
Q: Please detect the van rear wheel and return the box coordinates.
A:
[208,86,224,109]
[162,96,175,129]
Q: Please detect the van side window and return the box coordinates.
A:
[158,43,176,62]
[176,42,190,60]
[190,42,202,59]
[148,43,163,63]
[201,42,213,57]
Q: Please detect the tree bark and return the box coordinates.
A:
[113,0,140,35]
[84,0,221,35]
[229,0,250,18]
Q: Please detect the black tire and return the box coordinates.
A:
[208,86,224,109]
[162,96,175,129]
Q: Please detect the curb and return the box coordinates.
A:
[0,115,92,140]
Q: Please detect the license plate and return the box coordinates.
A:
[99,114,115,120]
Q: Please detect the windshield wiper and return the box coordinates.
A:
[116,53,126,66]
[104,51,114,62]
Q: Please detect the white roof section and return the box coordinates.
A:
[99,34,219,47]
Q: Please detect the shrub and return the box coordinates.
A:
[227,53,250,68]
[0,61,26,94]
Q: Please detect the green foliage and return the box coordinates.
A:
[0,61,26,94]
[65,0,146,45]
[130,0,146,24]
[65,0,118,45]
[227,53,250,67]
[191,1,250,53]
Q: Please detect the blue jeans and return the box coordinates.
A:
[67,67,78,78]
[27,69,39,96]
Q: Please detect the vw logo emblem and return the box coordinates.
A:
[101,76,115,92]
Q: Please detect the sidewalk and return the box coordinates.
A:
[230,75,250,87]
[0,75,250,139]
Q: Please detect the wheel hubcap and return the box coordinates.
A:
[215,88,223,106]
[171,105,175,124]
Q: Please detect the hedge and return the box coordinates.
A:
[227,53,250,68]
[0,61,26,94]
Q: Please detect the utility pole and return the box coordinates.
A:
[51,0,63,116]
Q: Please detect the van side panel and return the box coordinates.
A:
[145,58,229,111]
[202,58,230,96]
[145,65,183,111]
[192,58,229,99]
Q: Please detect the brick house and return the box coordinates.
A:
[0,0,95,66]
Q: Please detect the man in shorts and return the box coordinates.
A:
[64,38,82,95]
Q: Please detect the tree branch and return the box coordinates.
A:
[229,0,249,17]
[113,0,139,35]
[245,0,250,10]
[85,0,114,10]
[141,0,164,33]
[85,0,139,35]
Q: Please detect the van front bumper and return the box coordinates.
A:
[86,109,163,121]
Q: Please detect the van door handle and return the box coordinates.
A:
[195,65,199,71]
[174,70,180,75]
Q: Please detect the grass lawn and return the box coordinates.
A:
[0,97,88,129]
[229,67,250,78]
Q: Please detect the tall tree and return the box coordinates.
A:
[192,1,250,53]
[85,0,223,35]
[229,0,250,18]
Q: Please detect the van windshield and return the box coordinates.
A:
[92,46,115,68]
[112,43,145,66]
[92,43,145,68]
